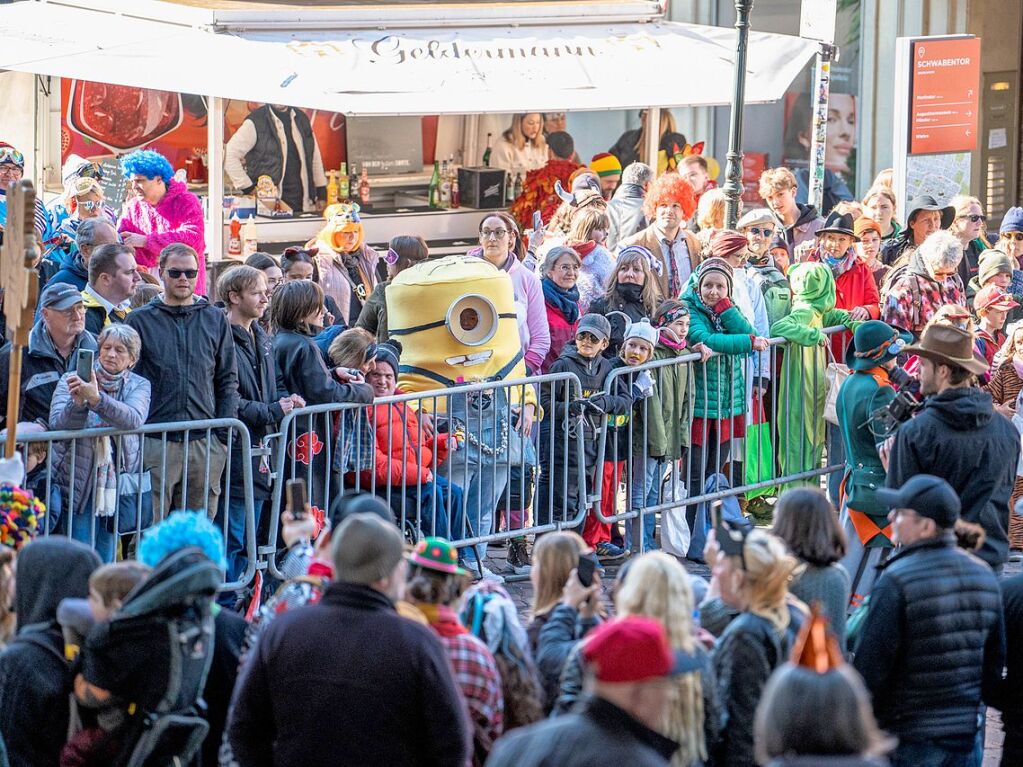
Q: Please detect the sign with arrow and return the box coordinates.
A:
[909,36,980,155]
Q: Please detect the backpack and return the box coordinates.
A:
[752,266,792,327]
[80,547,222,767]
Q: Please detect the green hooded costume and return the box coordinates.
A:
[770,263,856,487]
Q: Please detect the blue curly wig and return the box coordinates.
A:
[138,510,226,570]
[120,149,174,185]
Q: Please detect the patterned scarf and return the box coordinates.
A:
[813,243,858,280]
[91,364,129,517]
[541,277,580,324]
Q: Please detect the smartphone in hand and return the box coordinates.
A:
[532,210,543,234]
[286,478,308,520]
[75,348,94,382]
[576,554,596,587]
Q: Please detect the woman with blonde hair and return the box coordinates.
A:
[564,206,616,313]
[949,194,989,287]
[706,526,806,767]
[589,245,664,357]
[696,188,729,256]
[489,113,548,176]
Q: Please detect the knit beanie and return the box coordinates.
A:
[854,217,882,239]
[373,340,402,377]
[590,153,622,178]
[1000,206,1023,234]
[697,257,734,295]
[978,248,1014,287]
[624,318,659,349]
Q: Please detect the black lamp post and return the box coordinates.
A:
[723,0,754,229]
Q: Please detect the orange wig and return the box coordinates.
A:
[643,173,698,221]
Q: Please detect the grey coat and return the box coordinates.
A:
[48,371,151,519]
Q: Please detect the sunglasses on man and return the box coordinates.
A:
[166,268,198,280]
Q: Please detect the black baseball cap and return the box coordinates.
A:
[39,282,84,311]
[876,475,960,528]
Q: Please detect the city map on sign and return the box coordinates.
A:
[905,152,971,201]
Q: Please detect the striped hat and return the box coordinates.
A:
[590,153,622,178]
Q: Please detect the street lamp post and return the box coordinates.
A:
[723,0,754,229]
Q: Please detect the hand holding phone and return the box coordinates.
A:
[576,554,596,587]
[286,478,308,521]
[75,349,94,382]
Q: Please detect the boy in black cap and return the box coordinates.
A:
[536,313,634,528]
[853,474,1004,767]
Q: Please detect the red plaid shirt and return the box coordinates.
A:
[424,604,504,762]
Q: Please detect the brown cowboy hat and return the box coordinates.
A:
[903,323,989,376]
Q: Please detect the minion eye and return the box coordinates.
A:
[447,294,498,347]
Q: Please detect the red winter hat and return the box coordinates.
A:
[583,616,700,683]
[710,230,749,261]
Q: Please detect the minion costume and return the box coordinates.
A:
[313,202,384,325]
[388,256,538,571]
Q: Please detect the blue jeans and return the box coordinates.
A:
[441,454,509,568]
[214,494,264,586]
[892,741,974,767]
[626,456,662,552]
[388,476,466,541]
[69,500,116,563]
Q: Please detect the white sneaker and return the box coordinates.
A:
[480,565,506,583]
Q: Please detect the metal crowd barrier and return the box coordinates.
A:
[12,418,258,592]
[591,326,851,555]
[263,373,587,580]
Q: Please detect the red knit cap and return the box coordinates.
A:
[710,230,749,261]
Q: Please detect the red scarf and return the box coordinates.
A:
[418,603,469,638]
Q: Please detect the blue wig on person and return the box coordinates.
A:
[120,149,175,185]
[138,510,227,570]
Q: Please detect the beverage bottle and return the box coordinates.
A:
[513,172,523,199]
[451,172,461,209]
[439,160,452,208]
[482,133,493,167]
[326,171,339,206]
[228,213,242,258]
[242,216,258,258]
[338,162,350,201]
[348,163,359,201]
[504,171,513,204]
[429,161,441,209]
[358,167,371,206]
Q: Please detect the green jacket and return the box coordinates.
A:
[682,286,754,420]
[639,343,696,459]
[835,367,896,524]
[770,262,853,345]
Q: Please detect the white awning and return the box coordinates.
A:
[0,1,817,115]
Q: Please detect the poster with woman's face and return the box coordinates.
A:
[781,91,857,176]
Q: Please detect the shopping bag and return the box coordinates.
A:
[744,393,775,499]
[824,362,850,425]
[659,464,690,558]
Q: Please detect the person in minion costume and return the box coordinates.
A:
[312,201,384,325]
[387,255,539,579]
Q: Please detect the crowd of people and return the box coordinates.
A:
[2,123,1023,765]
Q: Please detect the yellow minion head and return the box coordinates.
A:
[387,255,529,410]
[320,201,365,253]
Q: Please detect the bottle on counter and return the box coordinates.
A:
[439,160,452,209]
[348,163,359,201]
[429,161,441,209]
[483,133,493,167]
[338,162,350,201]
[504,171,513,205]
[228,213,242,258]
[326,171,339,206]
[358,167,371,207]
[513,172,523,200]
[451,172,461,209]
[242,216,258,258]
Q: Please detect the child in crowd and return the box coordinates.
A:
[682,259,767,527]
[537,314,633,530]
[986,321,1023,555]
[622,320,662,554]
[87,561,151,623]
[975,285,1019,373]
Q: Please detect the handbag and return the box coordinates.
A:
[110,468,153,535]
[824,343,850,425]
[744,392,775,498]
[659,464,690,558]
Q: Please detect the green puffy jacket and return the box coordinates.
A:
[682,286,754,420]
[638,342,697,459]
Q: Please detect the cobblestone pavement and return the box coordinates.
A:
[486,534,1020,767]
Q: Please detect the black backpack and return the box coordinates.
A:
[81,547,222,766]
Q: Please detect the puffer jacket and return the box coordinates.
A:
[852,533,1004,746]
[360,400,451,487]
[681,285,754,420]
[48,370,150,519]
[886,386,1019,567]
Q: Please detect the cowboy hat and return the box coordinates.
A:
[902,323,989,375]
[905,195,955,230]
[816,211,859,241]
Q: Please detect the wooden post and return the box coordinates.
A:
[2,180,40,458]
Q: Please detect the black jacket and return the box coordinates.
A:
[0,538,100,767]
[852,533,1004,747]
[229,321,289,497]
[589,291,650,360]
[0,320,96,428]
[533,604,600,713]
[712,606,803,767]
[202,608,247,767]
[486,695,677,767]
[272,329,373,407]
[125,297,239,435]
[886,387,1020,567]
[880,229,917,268]
[995,574,1023,731]
[227,581,470,767]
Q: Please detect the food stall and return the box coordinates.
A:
[0,0,817,268]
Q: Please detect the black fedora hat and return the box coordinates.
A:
[905,195,955,230]
[816,211,859,241]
